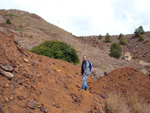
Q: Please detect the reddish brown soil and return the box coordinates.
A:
[89,67,150,102]
[0,32,150,113]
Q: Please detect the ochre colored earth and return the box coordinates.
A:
[0,32,150,113]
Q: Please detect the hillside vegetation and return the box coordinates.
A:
[0,9,149,77]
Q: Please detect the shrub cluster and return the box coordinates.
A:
[6,19,11,24]
[30,40,80,64]
[109,43,122,59]
[134,26,145,37]
[118,33,124,39]
[98,34,102,39]
[119,36,127,45]
[138,35,145,41]
[105,33,112,42]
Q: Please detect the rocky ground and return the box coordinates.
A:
[0,31,150,113]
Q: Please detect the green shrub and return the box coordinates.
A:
[105,33,112,42]
[119,33,124,39]
[110,43,122,59]
[138,35,144,41]
[8,13,18,17]
[120,36,127,45]
[145,39,150,43]
[132,56,138,60]
[109,49,121,59]
[6,19,11,24]
[134,25,145,37]
[14,28,24,32]
[98,34,102,39]
[110,43,122,52]
[138,26,145,34]
[30,40,80,64]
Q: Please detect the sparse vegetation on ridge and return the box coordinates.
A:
[119,36,127,45]
[98,34,102,39]
[134,25,145,37]
[105,33,112,42]
[118,33,124,39]
[8,13,18,17]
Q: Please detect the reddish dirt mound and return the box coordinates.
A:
[0,32,150,113]
[89,67,150,102]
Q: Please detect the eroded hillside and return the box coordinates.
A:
[0,9,149,78]
[0,32,150,113]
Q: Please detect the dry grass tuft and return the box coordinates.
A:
[104,92,150,113]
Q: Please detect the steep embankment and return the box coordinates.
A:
[0,32,150,113]
[0,32,96,113]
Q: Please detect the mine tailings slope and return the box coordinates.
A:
[0,32,150,113]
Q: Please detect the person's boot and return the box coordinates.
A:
[85,87,88,91]
[79,88,85,91]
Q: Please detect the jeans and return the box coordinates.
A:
[82,74,88,89]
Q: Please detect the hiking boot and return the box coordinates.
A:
[79,88,85,91]
[85,88,88,91]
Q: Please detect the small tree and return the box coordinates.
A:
[134,25,145,37]
[105,33,112,42]
[120,36,127,45]
[110,43,122,59]
[109,49,121,59]
[119,33,124,39]
[110,43,122,52]
[134,28,141,37]
[138,26,145,34]
[6,19,11,24]
[98,34,102,39]
[138,35,144,41]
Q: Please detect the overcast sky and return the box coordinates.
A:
[1,0,150,36]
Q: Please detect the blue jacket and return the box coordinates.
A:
[81,60,91,75]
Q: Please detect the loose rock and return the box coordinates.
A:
[99,93,106,99]
[0,64,14,72]
[24,59,28,63]
[27,100,36,109]
[0,69,14,78]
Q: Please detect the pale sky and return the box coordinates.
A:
[1,0,150,36]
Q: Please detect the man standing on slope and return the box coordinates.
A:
[80,55,92,91]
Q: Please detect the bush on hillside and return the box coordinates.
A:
[105,33,112,42]
[138,35,144,41]
[119,36,127,45]
[98,34,102,39]
[145,39,150,43]
[6,19,11,24]
[109,49,121,59]
[110,43,122,59]
[30,40,80,64]
[119,33,124,39]
[110,43,122,52]
[134,25,145,37]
